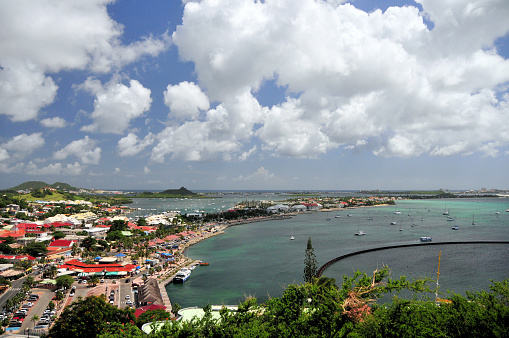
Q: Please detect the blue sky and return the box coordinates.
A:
[1,0,509,191]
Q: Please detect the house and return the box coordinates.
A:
[48,239,77,248]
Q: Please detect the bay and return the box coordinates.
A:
[163,197,509,308]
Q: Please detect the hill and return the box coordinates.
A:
[9,181,79,191]
[134,187,198,198]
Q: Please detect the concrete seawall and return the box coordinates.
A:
[316,240,509,278]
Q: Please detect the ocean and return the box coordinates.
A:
[149,197,509,308]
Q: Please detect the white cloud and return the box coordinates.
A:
[2,132,45,158]
[25,162,62,176]
[54,136,101,164]
[62,162,85,175]
[234,167,276,182]
[40,116,67,128]
[114,167,120,174]
[171,0,509,159]
[164,81,210,120]
[0,62,58,122]
[117,133,155,157]
[80,77,152,134]
[143,166,151,174]
[0,148,9,162]
[0,0,168,121]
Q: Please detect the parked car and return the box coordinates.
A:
[126,300,133,306]
[125,295,130,299]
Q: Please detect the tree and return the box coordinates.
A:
[31,314,39,330]
[88,275,100,287]
[303,237,318,283]
[52,231,66,240]
[56,275,74,290]
[49,265,58,278]
[22,241,48,257]
[81,236,97,251]
[136,308,171,327]
[49,296,135,338]
[48,301,55,311]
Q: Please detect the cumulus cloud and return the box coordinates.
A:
[164,81,210,120]
[40,116,67,128]
[143,166,151,174]
[54,136,101,164]
[171,0,509,159]
[151,90,264,162]
[0,0,168,121]
[117,132,155,157]
[79,77,152,134]
[0,62,58,122]
[1,132,45,158]
[234,167,276,182]
[26,162,62,176]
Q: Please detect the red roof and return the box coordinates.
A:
[133,304,167,318]
[58,259,136,273]
[48,239,76,247]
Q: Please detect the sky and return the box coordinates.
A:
[1,0,509,191]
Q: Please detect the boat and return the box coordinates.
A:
[367,217,373,220]
[354,230,366,236]
[326,218,331,221]
[334,215,341,218]
[451,225,459,230]
[290,235,295,240]
[390,221,397,225]
[173,268,191,283]
[394,211,401,214]
[199,262,209,266]
[420,236,432,242]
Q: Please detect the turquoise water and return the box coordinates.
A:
[164,198,509,308]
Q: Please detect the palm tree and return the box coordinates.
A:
[49,265,58,278]
[88,275,100,287]
[31,314,39,330]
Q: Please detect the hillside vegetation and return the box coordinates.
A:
[46,267,509,338]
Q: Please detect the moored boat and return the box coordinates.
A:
[354,230,366,236]
[199,262,209,266]
[173,268,191,283]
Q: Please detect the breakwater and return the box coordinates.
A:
[316,240,509,278]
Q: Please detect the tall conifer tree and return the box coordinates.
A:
[303,237,318,283]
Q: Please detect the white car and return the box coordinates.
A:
[126,300,133,305]
[109,300,114,305]
[125,295,130,299]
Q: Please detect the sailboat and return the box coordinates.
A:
[471,212,475,225]
[290,229,295,240]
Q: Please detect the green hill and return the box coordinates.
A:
[134,187,198,198]
[9,181,78,191]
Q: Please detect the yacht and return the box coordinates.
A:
[390,221,397,225]
[173,268,191,283]
[354,230,366,236]
[451,225,459,230]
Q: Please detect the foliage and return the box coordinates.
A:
[48,296,135,338]
[22,241,48,257]
[303,237,318,283]
[81,236,97,250]
[55,275,74,289]
[52,231,66,240]
[136,308,171,327]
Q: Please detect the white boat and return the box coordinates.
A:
[420,236,432,242]
[290,235,295,240]
[335,215,341,218]
[394,211,401,214]
[173,268,191,283]
[390,221,397,225]
[354,230,366,236]
[451,225,459,230]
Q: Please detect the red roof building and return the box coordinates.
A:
[133,304,167,318]
[58,259,136,273]
[48,239,77,248]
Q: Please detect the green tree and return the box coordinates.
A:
[22,241,48,257]
[31,314,39,330]
[48,301,55,311]
[48,296,135,338]
[88,275,100,287]
[55,275,74,289]
[136,308,171,327]
[303,237,318,283]
[51,231,66,240]
[81,236,97,251]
